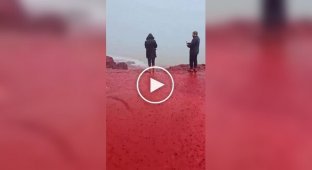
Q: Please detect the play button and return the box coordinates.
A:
[150,78,164,93]
[136,66,174,104]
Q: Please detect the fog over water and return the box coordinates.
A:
[23,0,312,66]
[22,0,105,28]
[106,0,206,67]
[206,0,312,24]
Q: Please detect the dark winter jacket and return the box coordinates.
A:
[145,34,158,59]
[187,36,200,56]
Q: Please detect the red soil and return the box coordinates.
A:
[0,32,106,170]
[2,24,312,170]
[107,69,205,169]
[206,27,312,170]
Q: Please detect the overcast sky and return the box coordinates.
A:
[22,0,105,27]
[206,0,312,24]
[106,0,205,66]
[22,0,312,27]
[21,0,312,66]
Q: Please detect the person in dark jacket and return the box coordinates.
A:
[187,31,200,72]
[145,33,158,69]
[263,0,286,30]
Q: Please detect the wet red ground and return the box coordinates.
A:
[107,69,205,169]
[0,32,106,170]
[206,27,312,170]
[1,25,312,170]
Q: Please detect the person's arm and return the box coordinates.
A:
[145,41,147,49]
[187,42,191,48]
[154,41,158,49]
[188,38,196,48]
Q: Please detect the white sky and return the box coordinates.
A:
[22,0,105,27]
[21,0,312,26]
[206,0,312,24]
[106,0,206,66]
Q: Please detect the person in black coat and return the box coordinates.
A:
[145,33,158,68]
[187,31,200,72]
[263,0,286,30]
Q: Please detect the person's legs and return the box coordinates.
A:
[189,55,194,69]
[151,58,155,73]
[147,58,152,67]
[194,54,198,69]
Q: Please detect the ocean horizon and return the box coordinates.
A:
[108,54,205,68]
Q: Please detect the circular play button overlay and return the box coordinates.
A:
[136,66,174,104]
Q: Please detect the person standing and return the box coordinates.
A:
[145,33,158,72]
[187,31,200,72]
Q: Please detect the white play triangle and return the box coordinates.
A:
[150,78,165,93]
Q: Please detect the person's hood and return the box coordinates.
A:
[146,34,154,40]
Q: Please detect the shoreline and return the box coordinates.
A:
[107,55,205,71]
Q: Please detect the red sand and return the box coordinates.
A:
[2,25,312,170]
[0,32,106,170]
[107,69,205,169]
[206,28,312,170]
